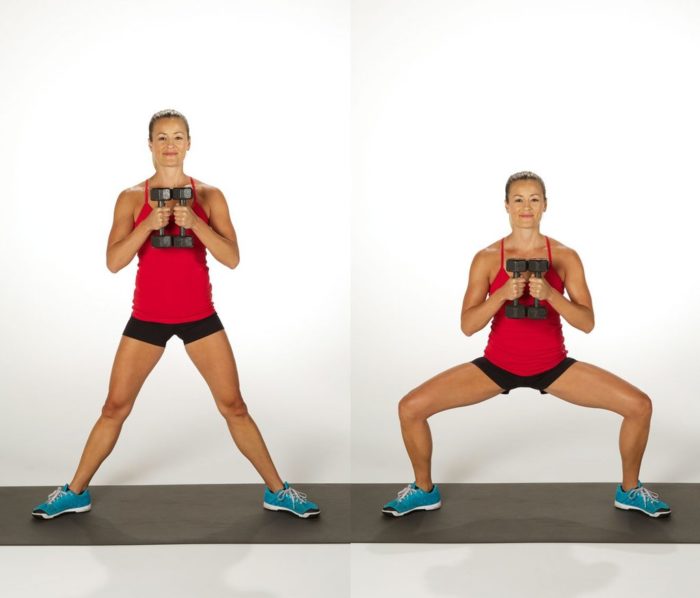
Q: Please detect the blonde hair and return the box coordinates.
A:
[505,171,547,201]
[148,109,190,141]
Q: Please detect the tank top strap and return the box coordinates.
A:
[190,177,198,205]
[545,236,553,263]
[144,179,149,205]
[500,238,505,269]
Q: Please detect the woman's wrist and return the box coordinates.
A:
[191,215,206,234]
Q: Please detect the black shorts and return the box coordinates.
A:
[122,312,224,348]
[471,356,576,395]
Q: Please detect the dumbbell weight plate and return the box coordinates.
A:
[171,187,192,201]
[173,236,194,248]
[151,234,173,248]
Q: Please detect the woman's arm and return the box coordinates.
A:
[529,248,595,333]
[460,250,524,336]
[189,187,240,269]
[106,191,153,273]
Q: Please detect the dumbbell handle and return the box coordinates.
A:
[178,197,188,237]
[532,271,542,308]
[512,271,522,306]
[157,199,168,237]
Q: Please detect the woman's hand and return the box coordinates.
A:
[528,275,552,301]
[498,275,527,302]
[173,204,198,229]
[145,206,173,232]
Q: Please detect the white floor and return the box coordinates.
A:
[352,543,700,597]
[0,545,350,598]
[2,543,698,598]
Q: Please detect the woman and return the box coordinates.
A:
[382,171,670,518]
[32,109,319,519]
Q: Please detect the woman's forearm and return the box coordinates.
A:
[192,216,239,269]
[461,291,506,336]
[546,288,595,333]
[106,220,152,273]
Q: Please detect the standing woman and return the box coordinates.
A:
[382,171,671,518]
[33,109,319,519]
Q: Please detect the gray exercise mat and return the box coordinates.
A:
[1,484,349,545]
[352,483,699,543]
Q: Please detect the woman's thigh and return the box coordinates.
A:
[544,361,651,417]
[107,336,166,407]
[401,363,504,419]
[183,330,242,403]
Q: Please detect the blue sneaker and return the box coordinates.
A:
[32,484,92,520]
[614,481,671,517]
[382,482,442,516]
[263,482,320,518]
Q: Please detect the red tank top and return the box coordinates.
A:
[483,237,567,375]
[131,177,215,323]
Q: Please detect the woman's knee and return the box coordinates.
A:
[218,395,249,419]
[627,391,653,419]
[101,396,133,422]
[398,391,430,422]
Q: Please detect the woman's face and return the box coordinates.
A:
[505,179,547,229]
[148,118,190,167]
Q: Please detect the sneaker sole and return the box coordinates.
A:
[614,501,671,518]
[31,504,92,520]
[263,502,320,518]
[382,501,442,517]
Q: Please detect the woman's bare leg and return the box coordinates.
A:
[545,361,653,491]
[69,336,165,493]
[184,330,284,492]
[398,363,503,491]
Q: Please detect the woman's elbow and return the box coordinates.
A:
[227,243,240,269]
[581,314,595,334]
[461,318,476,337]
[106,255,120,273]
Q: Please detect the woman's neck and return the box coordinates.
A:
[505,228,545,252]
[150,167,189,189]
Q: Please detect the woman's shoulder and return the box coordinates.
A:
[191,178,226,204]
[114,181,146,208]
[471,239,502,269]
[191,178,222,192]
[547,236,583,265]
[548,236,574,254]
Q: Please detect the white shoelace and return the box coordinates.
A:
[278,487,308,505]
[396,484,417,502]
[46,486,66,504]
[628,486,660,505]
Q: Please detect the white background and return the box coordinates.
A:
[0,0,350,485]
[1,0,698,492]
[352,0,700,483]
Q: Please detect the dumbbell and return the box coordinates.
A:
[172,187,194,248]
[527,259,549,319]
[150,187,173,248]
[505,258,528,319]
